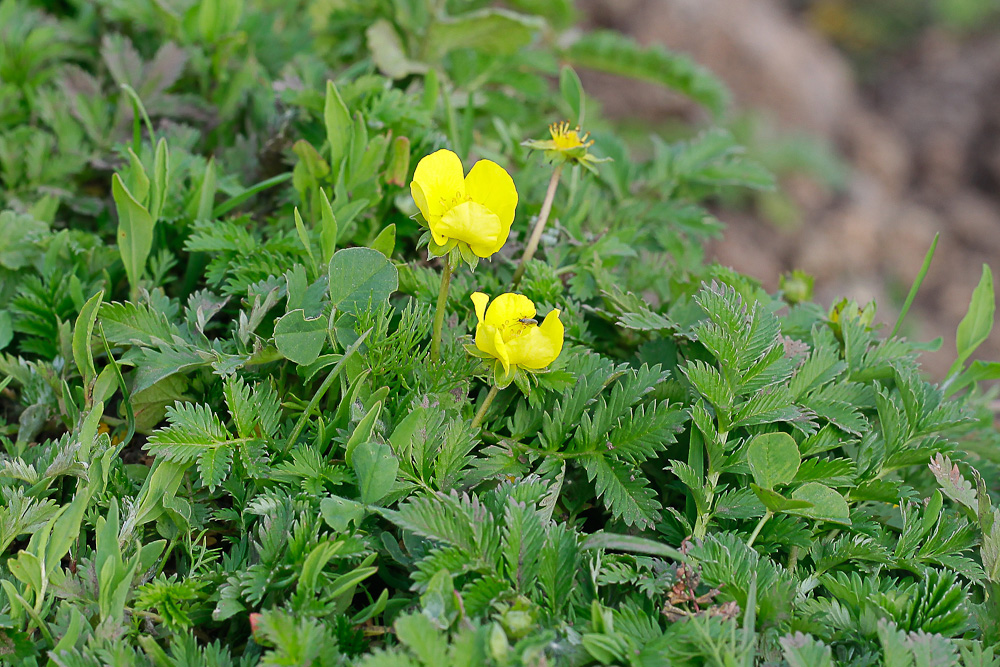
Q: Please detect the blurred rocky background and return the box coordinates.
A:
[578,0,1000,377]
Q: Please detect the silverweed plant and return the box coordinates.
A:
[0,1,999,666]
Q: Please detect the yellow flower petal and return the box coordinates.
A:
[471,292,489,325]
[411,181,437,227]
[484,293,535,328]
[464,159,517,255]
[475,323,511,372]
[505,309,564,369]
[433,201,501,257]
[469,293,563,372]
[411,149,465,221]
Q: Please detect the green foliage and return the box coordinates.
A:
[0,0,998,665]
[564,30,730,118]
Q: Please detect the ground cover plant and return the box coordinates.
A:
[2,0,1000,665]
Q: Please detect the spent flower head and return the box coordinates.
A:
[410,149,518,266]
[523,121,610,174]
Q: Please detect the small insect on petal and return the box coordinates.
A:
[470,293,564,371]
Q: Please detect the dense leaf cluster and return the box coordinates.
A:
[1,1,1000,666]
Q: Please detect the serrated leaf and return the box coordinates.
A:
[538,524,579,614]
[224,375,280,441]
[566,30,729,117]
[714,488,766,519]
[425,8,543,60]
[502,500,545,592]
[394,613,447,666]
[682,359,734,414]
[132,345,208,394]
[732,388,801,429]
[929,454,978,512]
[198,444,232,491]
[780,633,834,667]
[582,454,660,529]
[793,457,857,486]
[146,402,234,463]
[803,397,866,436]
[100,301,182,346]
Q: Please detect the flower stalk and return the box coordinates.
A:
[471,385,500,428]
[431,254,453,363]
[745,510,773,549]
[511,165,562,288]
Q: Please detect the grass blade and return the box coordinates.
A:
[212,172,294,218]
[892,232,939,338]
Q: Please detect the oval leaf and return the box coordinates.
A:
[747,432,801,489]
[788,482,851,525]
[112,173,155,292]
[425,8,544,60]
[750,484,812,514]
[73,289,105,387]
[955,263,994,367]
[353,441,399,506]
[274,309,327,366]
[328,247,398,314]
[560,65,585,126]
[320,495,366,532]
[0,311,12,351]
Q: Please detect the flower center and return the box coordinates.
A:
[549,121,592,150]
[498,319,534,342]
[440,191,470,211]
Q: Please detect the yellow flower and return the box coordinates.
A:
[548,121,593,151]
[471,292,564,373]
[522,121,609,173]
[410,149,518,258]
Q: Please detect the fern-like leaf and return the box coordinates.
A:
[100,301,183,346]
[565,30,730,117]
[583,454,660,529]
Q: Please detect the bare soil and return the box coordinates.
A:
[580,0,1000,377]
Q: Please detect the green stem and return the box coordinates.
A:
[430,255,453,363]
[471,385,500,429]
[511,165,562,288]
[156,539,176,578]
[746,510,773,549]
[787,545,800,574]
[686,426,705,529]
[284,329,370,454]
